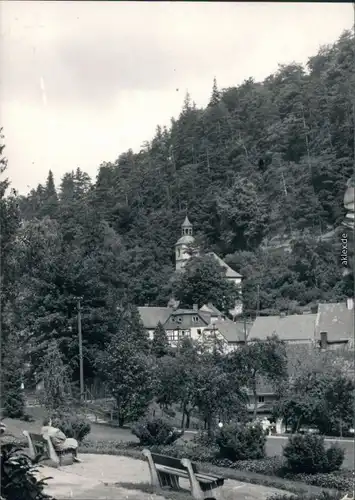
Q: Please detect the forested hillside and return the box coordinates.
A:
[0,31,354,380]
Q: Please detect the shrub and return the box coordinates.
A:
[132,418,183,446]
[52,413,91,443]
[0,442,54,500]
[325,445,345,472]
[214,456,286,475]
[283,434,344,474]
[267,494,343,500]
[215,421,266,461]
[285,471,353,492]
[192,431,217,447]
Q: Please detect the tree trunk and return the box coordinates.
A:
[181,410,185,429]
[185,410,191,429]
[253,386,258,420]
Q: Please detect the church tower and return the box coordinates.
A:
[175,216,196,271]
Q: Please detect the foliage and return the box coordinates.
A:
[0,30,354,408]
[284,471,353,492]
[0,442,54,500]
[132,417,183,446]
[267,494,342,500]
[151,322,170,358]
[173,255,240,313]
[213,455,286,475]
[215,420,267,461]
[36,340,73,413]
[274,357,355,435]
[51,413,91,443]
[283,434,344,474]
[95,307,155,427]
[2,335,25,419]
[227,336,288,418]
[155,339,248,432]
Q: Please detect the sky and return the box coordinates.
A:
[0,2,352,195]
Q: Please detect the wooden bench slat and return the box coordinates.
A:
[156,465,222,483]
[143,449,225,499]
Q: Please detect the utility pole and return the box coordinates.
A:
[77,297,84,403]
[256,284,260,317]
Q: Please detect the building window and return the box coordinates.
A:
[166,329,191,342]
[176,317,182,323]
[192,316,199,322]
[197,329,202,335]
[258,396,265,403]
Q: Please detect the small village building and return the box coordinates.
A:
[248,312,317,344]
[315,298,354,350]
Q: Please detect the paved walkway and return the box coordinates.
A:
[37,454,290,500]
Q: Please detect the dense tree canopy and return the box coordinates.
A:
[0,30,354,388]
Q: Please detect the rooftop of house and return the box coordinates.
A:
[204,319,249,343]
[248,313,317,342]
[315,301,354,342]
[199,303,224,317]
[163,309,211,330]
[206,252,243,279]
[138,307,173,330]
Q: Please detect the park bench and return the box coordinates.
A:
[23,430,74,467]
[142,449,224,500]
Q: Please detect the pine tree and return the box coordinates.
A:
[41,170,58,218]
[36,339,72,414]
[152,322,169,358]
[209,77,220,106]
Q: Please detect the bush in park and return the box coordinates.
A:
[215,420,267,461]
[132,417,183,446]
[283,434,344,474]
[52,413,91,443]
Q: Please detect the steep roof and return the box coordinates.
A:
[138,307,173,330]
[315,302,354,342]
[200,303,224,317]
[182,216,193,227]
[206,252,243,279]
[163,309,211,330]
[204,319,248,343]
[248,314,317,342]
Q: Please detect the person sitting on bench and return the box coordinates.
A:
[41,418,81,463]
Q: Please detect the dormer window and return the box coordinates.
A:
[192,316,199,322]
[177,317,182,323]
